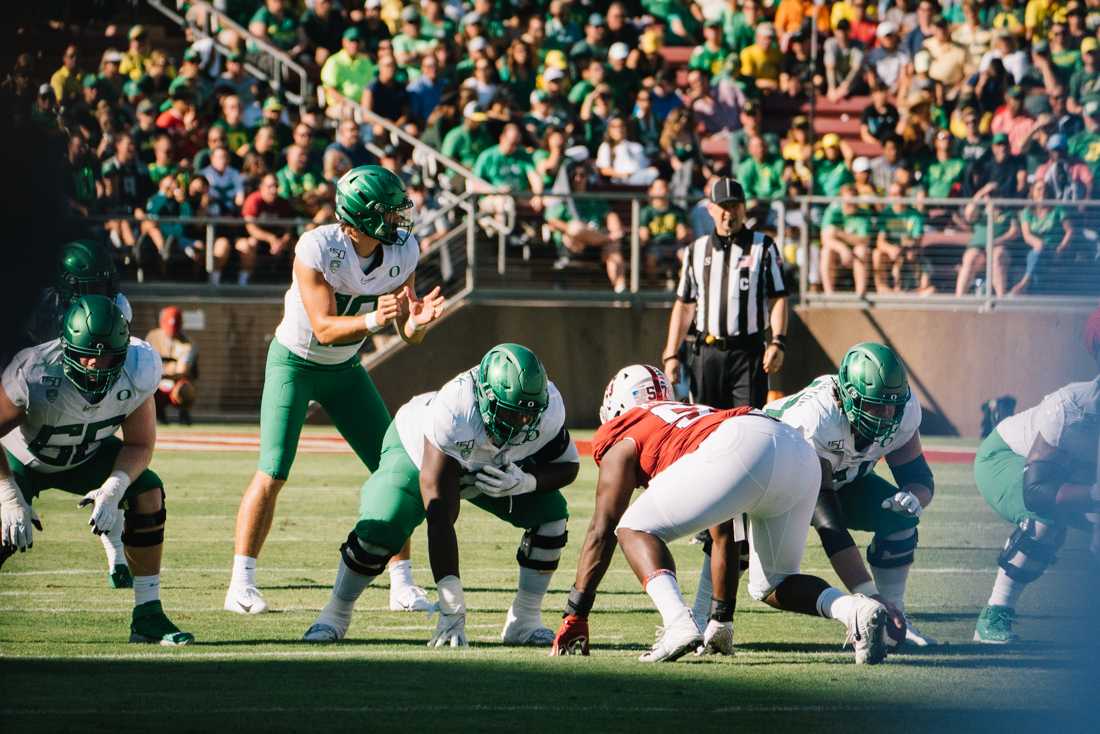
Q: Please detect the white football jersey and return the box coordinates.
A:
[274,224,420,365]
[394,368,578,474]
[996,377,1100,462]
[764,374,922,487]
[1,338,161,474]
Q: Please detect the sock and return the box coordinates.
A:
[645,571,689,628]
[237,271,250,286]
[691,553,713,626]
[987,568,1027,609]
[318,562,375,629]
[101,520,126,569]
[388,559,414,591]
[816,586,858,623]
[231,554,257,588]
[209,269,222,285]
[511,566,552,625]
[133,575,160,606]
[870,563,911,613]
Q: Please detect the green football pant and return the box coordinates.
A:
[354,422,569,554]
[975,428,1049,526]
[258,340,391,480]
[6,436,163,504]
[837,471,921,536]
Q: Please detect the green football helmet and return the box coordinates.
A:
[57,239,119,303]
[335,165,413,245]
[61,295,130,403]
[476,344,549,447]
[837,342,910,443]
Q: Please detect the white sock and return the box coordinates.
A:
[388,559,414,591]
[987,568,1027,609]
[691,553,713,626]
[511,566,552,625]
[318,562,375,628]
[645,571,689,628]
[231,554,257,588]
[133,575,160,606]
[101,520,126,569]
[816,586,858,623]
[871,563,911,613]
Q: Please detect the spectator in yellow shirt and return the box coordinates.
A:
[49,44,82,105]
[320,27,376,118]
[740,23,783,91]
[119,25,152,81]
[1024,0,1058,40]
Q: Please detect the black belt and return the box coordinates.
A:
[699,333,763,351]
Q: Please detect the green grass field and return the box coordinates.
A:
[1,430,1097,732]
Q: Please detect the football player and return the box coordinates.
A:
[225,165,445,615]
[0,296,192,645]
[761,342,938,647]
[303,344,579,646]
[551,365,743,657]
[556,364,890,664]
[973,307,1100,643]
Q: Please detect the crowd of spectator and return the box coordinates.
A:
[16,0,1100,294]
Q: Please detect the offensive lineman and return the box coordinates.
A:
[0,296,192,645]
[303,344,579,646]
[973,307,1100,643]
[225,165,445,615]
[567,366,889,663]
[762,342,938,647]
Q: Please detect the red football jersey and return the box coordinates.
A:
[591,402,755,484]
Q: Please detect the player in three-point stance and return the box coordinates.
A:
[762,342,938,647]
[555,364,890,663]
[0,295,192,645]
[973,307,1100,643]
[224,165,445,615]
[303,344,578,646]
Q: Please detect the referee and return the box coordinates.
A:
[661,178,788,409]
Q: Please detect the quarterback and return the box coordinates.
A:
[973,308,1100,643]
[225,165,445,615]
[304,344,579,647]
[557,365,890,664]
[763,342,937,647]
[0,296,192,645]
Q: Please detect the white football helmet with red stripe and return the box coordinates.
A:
[599,364,673,424]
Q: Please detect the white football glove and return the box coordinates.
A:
[78,471,129,535]
[881,491,923,518]
[428,575,469,648]
[473,463,537,499]
[0,476,40,552]
[696,619,735,656]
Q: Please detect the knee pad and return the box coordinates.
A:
[340,531,393,577]
[867,528,918,569]
[997,519,1065,583]
[516,519,567,572]
[122,489,166,547]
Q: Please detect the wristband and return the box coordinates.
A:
[709,597,735,623]
[437,574,466,615]
[363,310,386,334]
[662,354,678,363]
[564,587,596,618]
[852,581,879,597]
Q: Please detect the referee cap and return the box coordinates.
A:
[709,178,745,206]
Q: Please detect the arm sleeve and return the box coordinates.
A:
[520,427,580,468]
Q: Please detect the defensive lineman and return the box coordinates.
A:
[0,296,192,644]
[763,343,938,646]
[303,344,579,646]
[225,165,445,615]
[973,308,1100,643]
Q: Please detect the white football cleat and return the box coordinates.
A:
[640,611,703,663]
[389,584,436,613]
[695,619,735,656]
[302,622,345,644]
[223,584,269,615]
[902,614,938,646]
[501,606,555,646]
[844,594,888,665]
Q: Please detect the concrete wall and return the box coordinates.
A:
[131,295,1098,436]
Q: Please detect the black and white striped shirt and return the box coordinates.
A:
[675,228,788,339]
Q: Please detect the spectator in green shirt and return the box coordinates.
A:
[1069,99,1100,178]
[813,133,854,196]
[955,197,1019,296]
[737,135,785,226]
[471,123,544,232]
[690,20,729,78]
[213,94,253,160]
[545,161,628,292]
[639,178,691,279]
[392,6,434,70]
[723,0,762,57]
[276,144,321,214]
[925,130,966,198]
[1013,180,1073,294]
[441,102,494,170]
[320,27,375,118]
[821,184,874,295]
[875,182,929,294]
[147,133,179,185]
[250,0,302,54]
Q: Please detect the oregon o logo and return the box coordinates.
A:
[116,388,132,401]
[389,265,401,277]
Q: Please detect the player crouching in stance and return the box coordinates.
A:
[303,344,579,646]
[973,308,1100,643]
[763,342,937,648]
[0,296,192,645]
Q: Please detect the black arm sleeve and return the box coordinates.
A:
[520,427,573,468]
[1022,458,1068,516]
[812,489,857,558]
[891,454,935,498]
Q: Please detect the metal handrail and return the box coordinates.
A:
[147,0,311,108]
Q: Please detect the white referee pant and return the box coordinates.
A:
[616,415,821,601]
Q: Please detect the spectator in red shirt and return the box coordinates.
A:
[990,86,1036,155]
[156,88,193,138]
[229,173,295,285]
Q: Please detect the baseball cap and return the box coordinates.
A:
[609,42,629,61]
[530,89,549,104]
[705,18,722,29]
[852,156,872,173]
[364,0,381,8]
[1085,98,1100,117]
[821,132,841,149]
[401,6,419,22]
[544,50,568,69]
[991,132,1009,144]
[468,36,488,53]
[1046,133,1067,150]
[742,100,760,116]
[123,79,142,98]
[343,26,362,41]
[710,178,746,205]
[876,21,898,38]
[183,48,201,63]
[588,13,605,27]
[835,19,851,31]
[463,101,488,121]
[137,99,156,114]
[792,114,809,128]
[462,10,482,26]
[128,24,146,40]
[1006,85,1024,98]
[82,74,99,89]
[758,22,775,37]
[103,50,123,64]
[263,97,284,112]
[1083,37,1099,53]
[544,66,566,82]
[37,83,52,98]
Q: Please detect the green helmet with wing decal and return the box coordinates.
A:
[335,165,413,245]
[476,344,549,447]
[61,295,129,403]
[837,342,910,443]
[57,239,119,303]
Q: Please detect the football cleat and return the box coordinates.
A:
[640,611,703,663]
[389,584,436,613]
[303,622,346,644]
[974,605,1018,644]
[501,607,555,646]
[129,601,194,646]
[844,594,889,665]
[223,584,269,614]
[109,564,133,589]
[695,619,735,656]
[902,614,938,646]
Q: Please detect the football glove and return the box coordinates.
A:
[428,575,469,648]
[550,614,590,656]
[0,476,40,552]
[695,619,735,656]
[881,491,923,518]
[474,463,537,499]
[78,470,129,535]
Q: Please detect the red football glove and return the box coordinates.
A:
[550,614,590,656]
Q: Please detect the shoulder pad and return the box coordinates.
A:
[124,338,163,395]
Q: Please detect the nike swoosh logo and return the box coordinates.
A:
[239,602,252,612]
